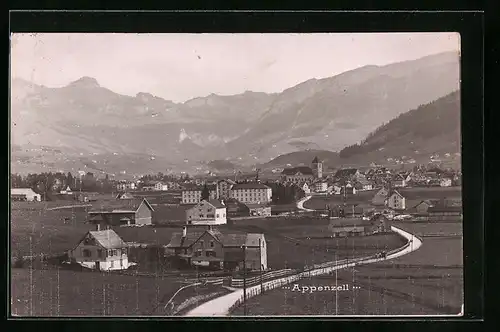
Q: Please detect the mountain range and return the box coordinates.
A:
[10,51,460,176]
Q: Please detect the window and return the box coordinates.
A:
[210,241,214,248]
[107,249,112,256]
[97,249,103,258]
[216,214,219,218]
[83,249,91,257]
[206,251,216,257]
[200,240,204,248]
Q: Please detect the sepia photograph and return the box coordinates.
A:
[10,32,463,317]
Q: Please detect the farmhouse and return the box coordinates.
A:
[67,229,131,271]
[88,198,154,227]
[60,185,72,195]
[230,183,272,204]
[11,188,41,202]
[185,199,227,225]
[116,181,136,191]
[313,181,328,193]
[392,174,407,188]
[165,227,267,271]
[299,182,311,194]
[340,185,357,196]
[154,181,169,191]
[385,190,406,211]
[224,198,251,217]
[334,168,361,181]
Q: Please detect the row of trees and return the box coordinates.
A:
[265,182,305,205]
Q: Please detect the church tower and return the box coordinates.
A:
[312,156,323,179]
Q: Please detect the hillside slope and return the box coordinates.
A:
[338,91,461,165]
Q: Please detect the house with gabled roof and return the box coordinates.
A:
[385,189,406,210]
[185,199,227,225]
[165,226,267,271]
[11,188,42,202]
[281,166,314,183]
[87,198,154,227]
[67,229,131,271]
[115,192,135,200]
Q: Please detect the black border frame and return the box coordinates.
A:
[7,9,485,330]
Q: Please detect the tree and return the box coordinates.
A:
[201,184,210,201]
[67,172,74,188]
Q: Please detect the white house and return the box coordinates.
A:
[60,185,72,195]
[299,182,311,194]
[154,181,168,191]
[11,188,42,202]
[440,178,452,187]
[67,229,132,271]
[314,181,328,193]
[385,190,406,210]
[116,181,136,191]
[186,199,227,225]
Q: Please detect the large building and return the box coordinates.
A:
[87,198,154,227]
[216,179,236,199]
[230,183,272,204]
[165,227,267,271]
[311,156,323,179]
[185,199,227,225]
[281,157,323,183]
[181,185,217,204]
[385,190,406,210]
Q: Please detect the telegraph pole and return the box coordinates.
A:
[242,244,247,316]
[259,238,263,294]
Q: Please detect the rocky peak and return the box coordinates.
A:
[67,76,100,88]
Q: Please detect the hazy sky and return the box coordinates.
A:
[11,33,460,103]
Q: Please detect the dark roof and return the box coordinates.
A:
[312,156,319,164]
[89,198,154,213]
[334,168,359,178]
[207,199,226,209]
[166,228,263,248]
[88,229,126,249]
[281,167,314,176]
[245,203,271,209]
[231,183,271,190]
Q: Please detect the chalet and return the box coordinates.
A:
[11,188,41,202]
[116,192,135,200]
[185,199,227,225]
[372,187,389,206]
[385,190,406,211]
[281,167,314,183]
[165,227,267,271]
[67,229,131,271]
[88,198,154,227]
[440,178,453,187]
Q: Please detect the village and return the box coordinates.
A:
[11,157,462,275]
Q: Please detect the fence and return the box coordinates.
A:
[230,269,295,288]
[225,226,418,315]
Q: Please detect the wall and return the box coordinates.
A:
[135,201,153,225]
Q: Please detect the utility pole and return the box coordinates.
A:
[259,238,263,294]
[242,244,247,316]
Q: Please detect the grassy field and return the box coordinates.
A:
[304,186,462,210]
[10,268,226,316]
[223,218,407,270]
[231,222,463,316]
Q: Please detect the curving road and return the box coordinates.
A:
[184,226,422,316]
[296,195,314,212]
